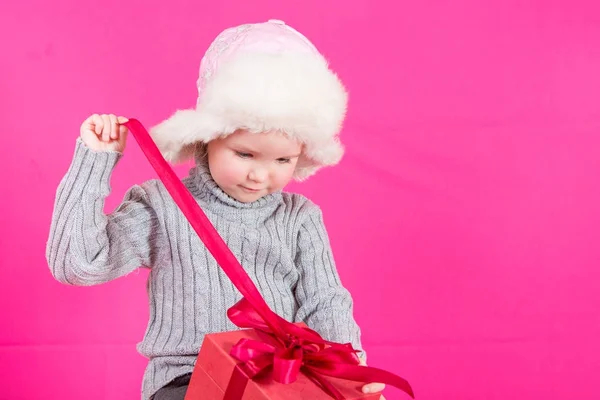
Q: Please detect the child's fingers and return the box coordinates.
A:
[109,114,119,140]
[101,114,111,142]
[91,114,103,136]
[82,114,94,127]
[362,382,385,394]
[358,360,386,397]
[81,115,95,133]
[117,116,129,142]
[116,116,129,139]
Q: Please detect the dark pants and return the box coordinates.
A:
[151,373,192,400]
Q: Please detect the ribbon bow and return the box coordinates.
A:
[223,298,415,399]
[124,119,415,399]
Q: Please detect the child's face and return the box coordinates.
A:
[206,129,303,203]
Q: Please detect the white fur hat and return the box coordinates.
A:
[150,19,348,180]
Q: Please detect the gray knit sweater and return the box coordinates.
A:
[46,139,364,400]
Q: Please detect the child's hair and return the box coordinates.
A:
[194,141,208,161]
[150,19,348,180]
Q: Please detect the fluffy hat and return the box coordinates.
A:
[150,19,348,180]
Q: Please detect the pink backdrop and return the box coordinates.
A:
[1,1,599,399]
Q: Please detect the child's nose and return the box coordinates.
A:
[248,167,268,182]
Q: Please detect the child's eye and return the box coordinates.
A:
[276,158,291,164]
[235,151,253,159]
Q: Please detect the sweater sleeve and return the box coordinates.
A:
[46,138,162,286]
[293,205,366,361]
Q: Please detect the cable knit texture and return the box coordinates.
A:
[46,139,364,399]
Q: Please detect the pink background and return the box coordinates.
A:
[1,1,599,399]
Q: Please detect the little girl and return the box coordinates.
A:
[47,19,385,400]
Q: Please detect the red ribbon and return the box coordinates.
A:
[124,119,415,399]
[224,298,414,399]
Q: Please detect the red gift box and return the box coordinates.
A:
[185,327,380,400]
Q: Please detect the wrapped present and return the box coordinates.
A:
[125,119,415,400]
[184,326,381,400]
[181,298,413,400]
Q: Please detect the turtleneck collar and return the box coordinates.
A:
[183,156,283,225]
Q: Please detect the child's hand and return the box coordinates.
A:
[360,359,386,399]
[80,114,129,152]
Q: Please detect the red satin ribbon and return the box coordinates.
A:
[225,299,414,399]
[124,119,415,399]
